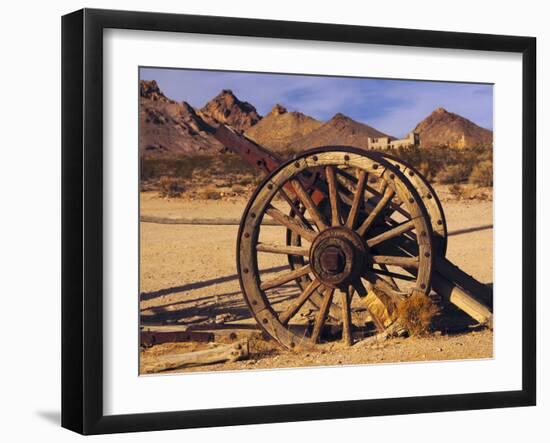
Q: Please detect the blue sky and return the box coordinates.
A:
[140,67,493,138]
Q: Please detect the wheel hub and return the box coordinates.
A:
[319,247,346,274]
[310,227,367,288]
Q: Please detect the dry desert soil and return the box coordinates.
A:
[139,186,493,374]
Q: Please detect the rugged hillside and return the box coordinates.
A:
[414,107,493,148]
[287,113,390,151]
[199,89,262,133]
[244,104,322,151]
[139,80,493,159]
[139,80,222,156]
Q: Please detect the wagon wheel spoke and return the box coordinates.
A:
[266,205,317,242]
[311,287,335,343]
[257,242,310,257]
[279,279,322,325]
[370,255,419,268]
[371,267,416,282]
[276,187,314,231]
[346,169,367,230]
[325,166,342,227]
[357,185,396,237]
[366,219,416,248]
[338,166,410,219]
[365,183,410,219]
[340,286,353,345]
[291,179,329,231]
[260,264,311,291]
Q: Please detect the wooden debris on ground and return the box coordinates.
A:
[142,340,249,373]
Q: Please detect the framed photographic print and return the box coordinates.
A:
[61,8,536,435]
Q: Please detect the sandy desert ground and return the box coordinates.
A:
[139,186,493,374]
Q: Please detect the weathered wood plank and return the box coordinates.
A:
[431,272,493,328]
[142,340,249,373]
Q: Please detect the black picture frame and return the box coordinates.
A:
[61,8,536,435]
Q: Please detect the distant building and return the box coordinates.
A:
[368,132,420,150]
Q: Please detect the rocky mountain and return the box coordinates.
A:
[139,80,493,158]
[287,113,390,151]
[139,80,223,156]
[244,104,322,152]
[414,107,493,148]
[199,89,262,134]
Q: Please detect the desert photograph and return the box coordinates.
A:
[138,69,494,375]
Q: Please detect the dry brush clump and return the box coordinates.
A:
[469,160,493,186]
[158,176,185,198]
[141,155,214,181]
[389,144,493,186]
[396,292,440,336]
[197,187,222,200]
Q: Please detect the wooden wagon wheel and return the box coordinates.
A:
[237,148,434,350]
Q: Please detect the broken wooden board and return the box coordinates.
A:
[142,340,249,373]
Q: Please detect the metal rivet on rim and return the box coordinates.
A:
[290,342,295,348]
[244,232,250,238]
[243,268,249,273]
[312,155,318,161]
[267,183,273,190]
[409,198,414,203]
[252,300,257,305]
[427,193,433,199]
[250,212,256,218]
[437,219,443,225]
[373,164,379,169]
[408,170,414,176]
[262,318,268,324]
[420,283,426,289]
[425,252,431,257]
[344,155,350,161]
[389,173,395,179]
[294,161,300,168]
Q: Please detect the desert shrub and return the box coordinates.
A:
[448,183,464,199]
[469,160,493,186]
[231,184,246,195]
[436,163,472,184]
[215,153,256,175]
[233,176,255,186]
[158,176,185,198]
[140,155,214,181]
[385,144,493,186]
[396,292,439,336]
[197,187,221,200]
